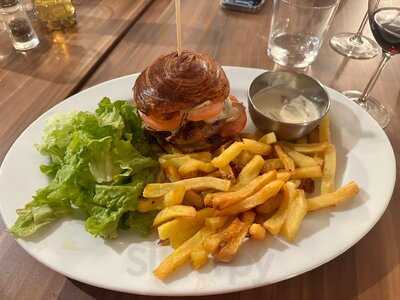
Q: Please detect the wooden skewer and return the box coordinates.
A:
[175,0,182,55]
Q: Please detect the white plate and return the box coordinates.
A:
[0,67,396,296]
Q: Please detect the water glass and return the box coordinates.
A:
[268,0,339,68]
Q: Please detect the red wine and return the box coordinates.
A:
[370,8,400,55]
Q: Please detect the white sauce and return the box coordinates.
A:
[252,86,320,123]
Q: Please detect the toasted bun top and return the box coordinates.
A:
[133,50,230,116]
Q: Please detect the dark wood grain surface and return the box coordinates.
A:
[1,0,399,299]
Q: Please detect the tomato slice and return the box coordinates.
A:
[187,100,224,122]
[220,102,247,137]
[140,111,182,131]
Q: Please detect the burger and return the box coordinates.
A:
[133,50,247,152]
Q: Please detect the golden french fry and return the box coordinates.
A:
[319,115,331,143]
[183,190,204,208]
[204,216,229,230]
[154,226,215,280]
[159,155,190,168]
[241,210,256,224]
[291,166,322,179]
[215,219,249,262]
[321,145,336,194]
[242,138,272,155]
[143,177,231,198]
[274,145,295,172]
[153,205,197,227]
[218,180,285,216]
[211,142,244,168]
[256,192,283,214]
[163,185,186,207]
[313,156,324,166]
[164,164,181,182]
[282,142,329,154]
[235,150,254,167]
[259,132,277,145]
[190,246,209,269]
[178,159,216,176]
[282,146,320,167]
[157,208,215,248]
[277,171,291,181]
[219,164,235,180]
[308,181,360,211]
[204,218,243,254]
[189,152,212,162]
[263,182,297,235]
[281,189,308,241]
[263,159,284,172]
[211,171,277,209]
[237,155,265,186]
[249,223,267,240]
[137,197,164,212]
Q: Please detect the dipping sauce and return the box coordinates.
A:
[252,86,320,123]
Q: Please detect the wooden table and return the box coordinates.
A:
[1,0,399,299]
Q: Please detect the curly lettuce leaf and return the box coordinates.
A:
[12,98,158,239]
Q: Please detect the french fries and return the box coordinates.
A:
[308,181,359,211]
[249,223,267,240]
[263,182,297,235]
[263,159,284,172]
[183,190,204,208]
[321,145,336,194]
[291,166,322,179]
[319,116,331,143]
[178,159,216,176]
[211,139,271,169]
[190,246,209,269]
[255,193,282,215]
[157,208,215,248]
[154,226,215,279]
[208,171,277,209]
[211,142,244,168]
[281,142,329,154]
[237,155,265,186]
[217,180,285,216]
[137,197,164,212]
[274,144,295,172]
[163,185,186,206]
[143,177,231,198]
[259,132,277,145]
[281,190,308,241]
[153,205,197,227]
[164,165,181,182]
[149,113,362,280]
[283,146,320,167]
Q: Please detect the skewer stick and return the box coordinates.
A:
[175,0,182,55]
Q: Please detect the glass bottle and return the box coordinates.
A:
[34,0,76,31]
[0,0,39,51]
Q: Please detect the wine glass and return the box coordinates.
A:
[330,10,380,59]
[344,0,400,128]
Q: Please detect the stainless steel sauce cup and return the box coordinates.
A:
[247,71,331,140]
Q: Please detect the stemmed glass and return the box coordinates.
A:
[330,10,380,59]
[344,0,400,128]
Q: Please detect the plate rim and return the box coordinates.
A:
[0,66,397,296]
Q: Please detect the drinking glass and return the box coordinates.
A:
[267,0,339,68]
[343,0,400,128]
[330,11,380,59]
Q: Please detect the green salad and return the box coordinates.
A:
[11,98,159,239]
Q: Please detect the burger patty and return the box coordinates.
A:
[145,100,246,152]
